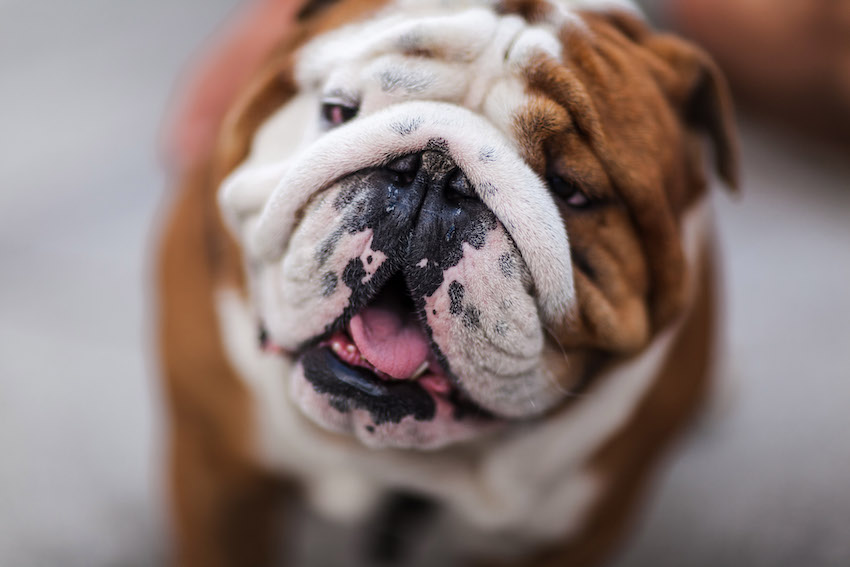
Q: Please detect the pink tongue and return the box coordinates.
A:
[348,304,430,380]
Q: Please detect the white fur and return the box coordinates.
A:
[246,101,574,322]
[214,197,710,551]
[218,92,318,238]
[555,0,642,16]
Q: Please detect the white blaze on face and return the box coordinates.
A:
[248,102,574,320]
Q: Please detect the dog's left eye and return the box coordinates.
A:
[547,174,591,208]
[321,102,359,127]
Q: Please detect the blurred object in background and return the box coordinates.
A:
[664,0,850,145]
[164,0,298,171]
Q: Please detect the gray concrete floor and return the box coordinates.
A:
[1,1,848,566]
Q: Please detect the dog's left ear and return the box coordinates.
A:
[643,32,740,192]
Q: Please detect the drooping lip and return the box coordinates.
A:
[298,313,495,425]
[300,346,440,426]
[289,343,501,450]
[261,271,497,432]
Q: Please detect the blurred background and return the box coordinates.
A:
[0,1,848,566]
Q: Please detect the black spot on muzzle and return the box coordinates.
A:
[329,145,499,328]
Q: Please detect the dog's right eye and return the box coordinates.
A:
[547,174,592,209]
[321,102,359,127]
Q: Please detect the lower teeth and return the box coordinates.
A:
[410,361,430,380]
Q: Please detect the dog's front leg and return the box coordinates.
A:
[159,167,287,567]
[169,412,284,567]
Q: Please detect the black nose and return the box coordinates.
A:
[385,153,421,184]
[376,149,492,279]
[336,149,496,310]
[383,150,477,206]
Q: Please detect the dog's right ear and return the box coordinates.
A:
[644,33,740,192]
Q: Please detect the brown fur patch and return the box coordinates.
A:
[497,0,553,23]
[158,162,283,566]
[297,0,341,21]
[517,11,736,349]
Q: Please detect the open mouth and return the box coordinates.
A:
[263,273,497,447]
[312,272,491,421]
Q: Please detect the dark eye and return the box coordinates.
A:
[547,174,591,208]
[321,101,359,127]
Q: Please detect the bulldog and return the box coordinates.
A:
[157,0,737,565]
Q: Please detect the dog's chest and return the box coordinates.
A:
[284,492,548,567]
[284,493,454,567]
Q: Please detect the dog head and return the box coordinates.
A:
[214,0,736,450]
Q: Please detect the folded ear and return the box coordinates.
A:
[644,33,740,191]
[575,11,740,332]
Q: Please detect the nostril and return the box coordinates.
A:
[446,169,476,200]
[386,153,421,185]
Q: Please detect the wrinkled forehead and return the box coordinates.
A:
[295,0,641,116]
[297,2,567,79]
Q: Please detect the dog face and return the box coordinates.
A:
[217,0,736,450]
